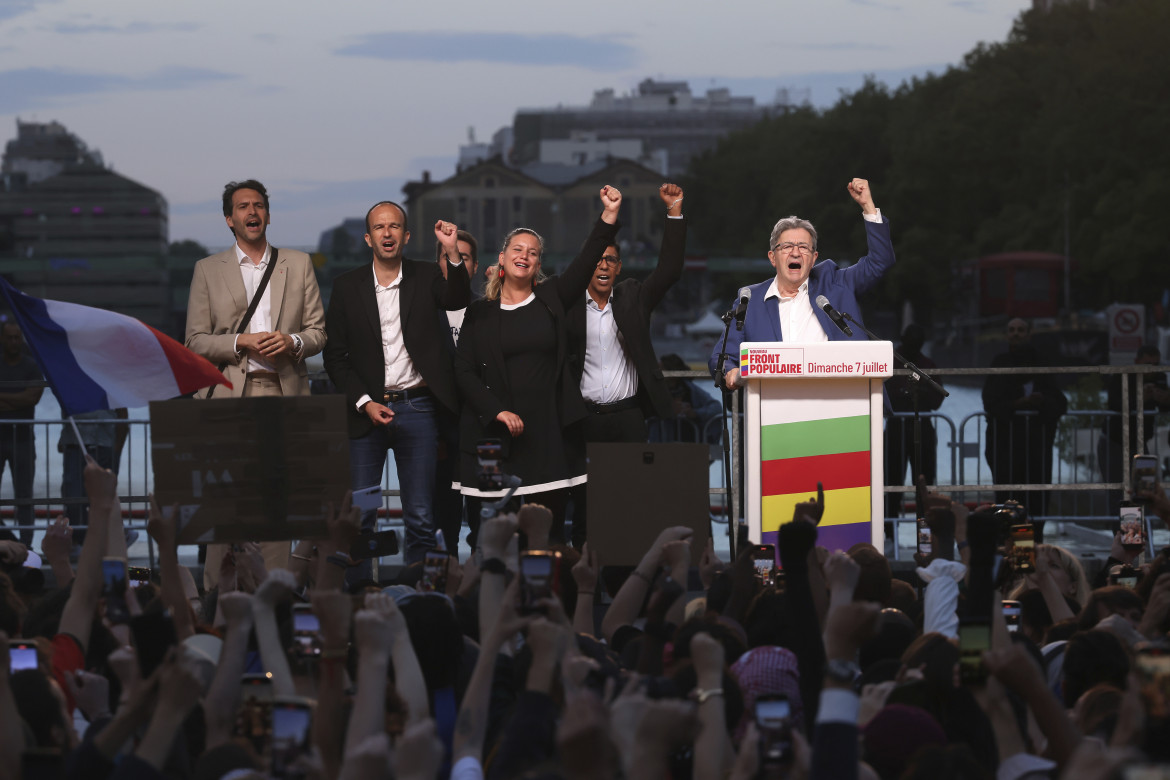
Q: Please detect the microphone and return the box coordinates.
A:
[815,294,853,337]
[734,287,752,331]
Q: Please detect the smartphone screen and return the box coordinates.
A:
[102,557,131,624]
[9,642,38,672]
[270,702,313,778]
[352,484,382,514]
[1002,600,1021,633]
[127,566,152,584]
[1134,454,1159,497]
[420,552,449,593]
[291,606,320,657]
[477,439,503,491]
[520,551,558,612]
[958,620,990,684]
[755,695,792,765]
[753,544,776,584]
[916,520,932,556]
[1120,505,1146,548]
[1009,524,1036,573]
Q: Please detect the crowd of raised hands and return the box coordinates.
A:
[6,460,1170,778]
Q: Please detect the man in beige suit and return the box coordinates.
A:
[185,179,326,588]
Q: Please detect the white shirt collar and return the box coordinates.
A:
[585,290,613,312]
[765,278,808,301]
[234,242,270,267]
[372,262,402,291]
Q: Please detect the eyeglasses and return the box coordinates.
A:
[598,255,620,266]
[773,242,813,255]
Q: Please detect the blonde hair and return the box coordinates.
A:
[1009,543,1092,607]
[484,228,548,302]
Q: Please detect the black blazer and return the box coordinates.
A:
[324,257,470,439]
[455,217,620,453]
[566,215,686,420]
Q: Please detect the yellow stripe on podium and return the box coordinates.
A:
[761,486,872,534]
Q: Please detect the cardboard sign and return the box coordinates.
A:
[586,443,710,568]
[150,396,350,544]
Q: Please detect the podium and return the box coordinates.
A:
[740,341,893,552]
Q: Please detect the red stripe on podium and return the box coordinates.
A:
[761,450,871,496]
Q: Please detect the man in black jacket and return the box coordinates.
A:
[565,183,687,546]
[324,202,470,564]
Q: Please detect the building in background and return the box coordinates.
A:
[0,120,171,331]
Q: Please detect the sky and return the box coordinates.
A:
[0,0,1033,250]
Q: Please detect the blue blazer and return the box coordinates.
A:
[709,216,895,378]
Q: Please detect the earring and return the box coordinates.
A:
[498,266,505,279]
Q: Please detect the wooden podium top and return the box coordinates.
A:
[739,341,894,380]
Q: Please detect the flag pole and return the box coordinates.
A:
[66,416,96,465]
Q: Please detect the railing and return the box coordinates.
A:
[2,364,1166,566]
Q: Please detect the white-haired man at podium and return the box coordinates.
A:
[709,178,895,390]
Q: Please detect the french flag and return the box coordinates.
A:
[0,278,230,415]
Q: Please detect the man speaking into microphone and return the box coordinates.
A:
[709,178,894,389]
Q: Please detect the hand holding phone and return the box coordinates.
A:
[958,618,991,685]
[1009,524,1036,574]
[102,557,131,625]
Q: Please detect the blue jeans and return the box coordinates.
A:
[349,393,439,566]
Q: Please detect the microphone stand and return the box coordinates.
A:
[841,311,948,522]
[715,305,741,558]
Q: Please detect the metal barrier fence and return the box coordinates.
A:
[1,364,1165,565]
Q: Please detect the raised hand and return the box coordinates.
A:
[66,670,111,721]
[572,542,599,593]
[41,515,73,562]
[146,495,177,551]
[699,537,723,589]
[434,220,459,254]
[217,591,253,628]
[823,550,860,601]
[518,504,553,549]
[659,183,684,216]
[480,513,518,560]
[326,491,362,552]
[84,458,118,506]
[0,540,27,568]
[253,568,296,609]
[847,177,877,215]
[599,186,622,223]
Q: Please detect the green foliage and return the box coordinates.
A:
[684,0,1170,319]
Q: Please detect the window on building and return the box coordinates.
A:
[512,196,522,212]
[484,177,495,188]
[457,197,467,212]
[484,199,497,229]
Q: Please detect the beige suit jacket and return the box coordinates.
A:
[184,246,326,397]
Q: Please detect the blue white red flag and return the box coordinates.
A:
[0,277,230,415]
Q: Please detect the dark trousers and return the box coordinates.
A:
[986,417,1055,521]
[884,417,938,517]
[0,435,35,545]
[433,408,465,557]
[568,405,647,548]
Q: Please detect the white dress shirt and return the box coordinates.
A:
[765,279,830,343]
[373,264,423,391]
[234,243,276,373]
[355,263,425,411]
[580,293,638,404]
[765,209,884,342]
